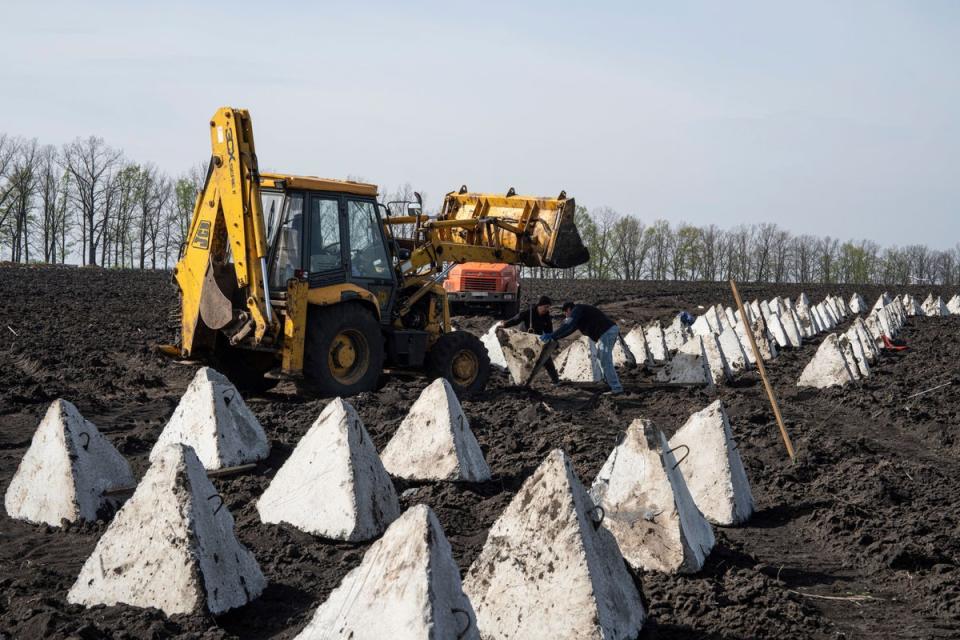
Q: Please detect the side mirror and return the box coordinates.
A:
[397,248,411,260]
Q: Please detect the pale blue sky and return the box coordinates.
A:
[2,1,958,248]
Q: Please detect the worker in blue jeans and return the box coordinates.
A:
[539,301,624,395]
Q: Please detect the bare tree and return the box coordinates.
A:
[6,139,40,262]
[61,136,122,266]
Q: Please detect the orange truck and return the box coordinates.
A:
[444,262,522,317]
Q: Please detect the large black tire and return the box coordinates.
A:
[426,331,491,398]
[500,286,522,318]
[304,303,384,397]
[213,338,280,394]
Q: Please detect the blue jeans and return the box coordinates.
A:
[597,325,623,393]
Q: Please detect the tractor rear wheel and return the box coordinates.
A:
[426,331,490,397]
[213,338,280,393]
[304,303,384,397]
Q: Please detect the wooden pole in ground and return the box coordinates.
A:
[729,279,796,460]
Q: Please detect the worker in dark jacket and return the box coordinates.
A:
[499,295,560,384]
[540,301,623,394]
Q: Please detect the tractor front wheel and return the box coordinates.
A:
[426,331,491,398]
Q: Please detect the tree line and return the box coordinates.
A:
[3,131,957,286]
[524,206,960,286]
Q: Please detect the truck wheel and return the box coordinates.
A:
[426,331,491,397]
[501,287,522,318]
[304,303,384,397]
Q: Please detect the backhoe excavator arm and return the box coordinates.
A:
[174,107,276,356]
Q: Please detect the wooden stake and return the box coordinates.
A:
[729,280,796,460]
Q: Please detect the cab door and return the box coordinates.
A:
[343,197,396,319]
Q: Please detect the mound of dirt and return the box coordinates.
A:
[1,265,959,639]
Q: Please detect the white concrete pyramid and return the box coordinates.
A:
[5,399,134,527]
[749,300,763,322]
[67,443,265,616]
[150,367,269,470]
[705,306,725,333]
[496,327,547,385]
[664,314,693,352]
[788,308,807,342]
[839,335,862,381]
[724,306,738,329]
[591,420,715,574]
[381,378,491,482]
[657,336,715,388]
[793,302,816,338]
[736,316,777,361]
[922,294,947,317]
[872,293,891,313]
[844,327,872,378]
[717,327,750,375]
[799,292,811,307]
[556,336,603,382]
[902,294,923,316]
[257,398,400,541]
[765,313,790,348]
[294,504,479,640]
[623,325,653,366]
[778,311,803,348]
[644,321,669,362]
[463,449,645,640]
[853,317,880,361]
[481,324,507,370]
[701,333,732,383]
[668,400,754,526]
[865,313,883,342]
[948,295,960,315]
[691,313,714,337]
[797,334,856,388]
[612,334,637,367]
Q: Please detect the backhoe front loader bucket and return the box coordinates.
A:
[437,190,590,269]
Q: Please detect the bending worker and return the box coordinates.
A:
[539,301,623,395]
[499,295,560,384]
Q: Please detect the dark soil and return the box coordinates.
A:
[1,265,958,639]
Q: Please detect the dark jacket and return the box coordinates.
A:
[549,304,615,342]
[502,304,554,335]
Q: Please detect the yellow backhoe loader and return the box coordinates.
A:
[165,107,589,397]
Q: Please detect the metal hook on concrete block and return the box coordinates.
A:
[207,494,225,515]
[452,607,473,640]
[588,505,605,530]
[78,432,90,451]
[667,444,690,469]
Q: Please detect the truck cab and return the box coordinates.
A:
[444,262,521,318]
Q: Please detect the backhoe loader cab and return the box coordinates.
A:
[171,107,589,399]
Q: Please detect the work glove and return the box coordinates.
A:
[538,334,552,344]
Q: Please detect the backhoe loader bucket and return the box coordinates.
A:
[438,190,590,269]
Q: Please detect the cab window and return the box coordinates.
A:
[268,193,304,289]
[347,199,389,279]
[309,197,343,272]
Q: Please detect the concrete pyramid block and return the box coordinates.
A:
[67,443,265,616]
[876,308,893,338]
[902,294,923,316]
[664,314,693,352]
[922,294,947,317]
[623,326,653,366]
[150,367,269,470]
[872,293,891,313]
[691,313,714,337]
[381,379,491,482]
[645,321,669,362]
[769,297,785,315]
[736,316,777,362]
[865,313,883,342]
[794,303,816,338]
[797,334,856,388]
[257,398,400,541]
[5,399,134,527]
[294,504,478,640]
[765,312,790,348]
[556,336,603,382]
[838,335,862,380]
[705,305,725,333]
[724,306,738,328]
[759,300,772,320]
[853,317,880,362]
[668,400,754,526]
[788,309,806,343]
[702,333,732,383]
[463,449,645,640]
[591,420,715,574]
[820,302,838,328]
[657,337,715,388]
[749,300,762,322]
[717,327,750,375]
[844,327,872,378]
[948,295,960,315]
[827,296,845,319]
[799,292,811,307]
[497,327,547,385]
[481,324,507,370]
[612,335,637,367]
[784,297,795,311]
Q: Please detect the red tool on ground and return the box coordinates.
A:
[881,335,909,351]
